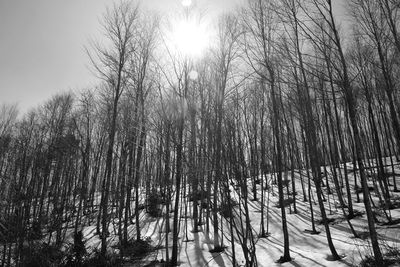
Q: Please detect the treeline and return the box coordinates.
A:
[1,0,400,266]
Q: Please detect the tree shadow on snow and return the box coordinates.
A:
[183,232,208,267]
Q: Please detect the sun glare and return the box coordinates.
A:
[171,18,210,58]
[181,0,192,7]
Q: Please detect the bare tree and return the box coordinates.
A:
[242,0,292,262]
[87,1,139,255]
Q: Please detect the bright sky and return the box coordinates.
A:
[0,0,344,114]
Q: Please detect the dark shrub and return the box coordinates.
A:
[64,231,87,266]
[147,190,163,217]
[120,237,154,259]
[20,243,64,267]
[83,249,122,267]
[275,198,294,208]
[28,220,43,240]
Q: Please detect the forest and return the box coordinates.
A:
[1,0,400,266]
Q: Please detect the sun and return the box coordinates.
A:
[171,18,210,58]
[181,0,192,7]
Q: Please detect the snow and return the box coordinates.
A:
[76,161,400,266]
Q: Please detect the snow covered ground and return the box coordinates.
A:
[79,162,400,267]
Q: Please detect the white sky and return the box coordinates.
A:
[0,0,345,114]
